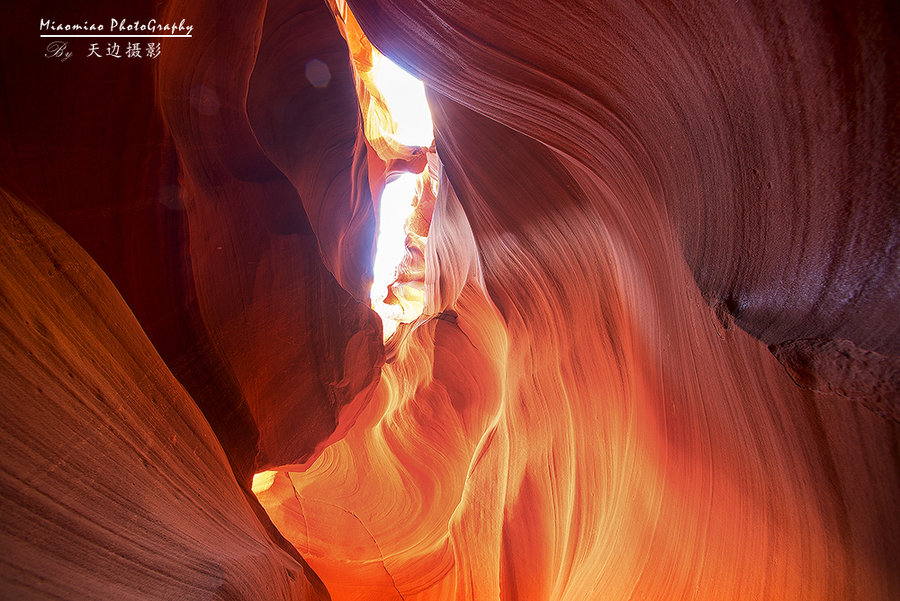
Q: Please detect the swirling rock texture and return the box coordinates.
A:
[2,0,377,598]
[0,0,897,600]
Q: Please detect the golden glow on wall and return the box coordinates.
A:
[250,470,277,494]
[241,3,900,601]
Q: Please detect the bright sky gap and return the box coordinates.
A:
[368,54,434,339]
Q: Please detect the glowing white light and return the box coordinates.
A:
[370,53,434,147]
[371,173,418,319]
[366,55,435,339]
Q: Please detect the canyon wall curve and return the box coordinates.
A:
[1,0,897,599]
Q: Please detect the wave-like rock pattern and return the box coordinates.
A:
[1,0,378,597]
[0,0,897,599]
[256,0,899,599]
[0,191,328,600]
[353,0,899,355]
[156,0,383,473]
[263,101,899,598]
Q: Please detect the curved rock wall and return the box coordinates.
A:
[2,0,379,597]
[0,191,328,600]
[352,0,899,356]
[0,0,897,599]
[259,0,898,598]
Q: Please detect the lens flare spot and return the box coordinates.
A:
[305,59,332,88]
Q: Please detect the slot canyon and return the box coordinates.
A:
[1,0,898,599]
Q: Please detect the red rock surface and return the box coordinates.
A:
[0,191,329,600]
[1,0,898,599]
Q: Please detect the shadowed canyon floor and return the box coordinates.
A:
[1,0,897,599]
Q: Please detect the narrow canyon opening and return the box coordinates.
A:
[327,0,439,340]
[2,0,896,599]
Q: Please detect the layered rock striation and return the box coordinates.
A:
[0,0,897,599]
